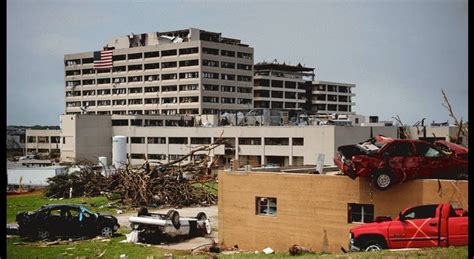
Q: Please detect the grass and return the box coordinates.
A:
[192,180,218,196]
[7,191,121,223]
[7,192,467,258]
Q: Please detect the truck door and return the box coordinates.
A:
[446,207,468,246]
[388,205,440,248]
[383,142,419,183]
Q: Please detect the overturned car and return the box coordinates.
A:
[129,208,211,242]
[334,135,468,191]
[16,204,120,240]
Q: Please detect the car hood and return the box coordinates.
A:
[351,220,392,233]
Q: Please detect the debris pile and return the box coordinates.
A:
[45,138,225,207]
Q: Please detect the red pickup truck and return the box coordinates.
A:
[349,204,468,252]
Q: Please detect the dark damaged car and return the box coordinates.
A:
[334,135,468,191]
[16,204,120,240]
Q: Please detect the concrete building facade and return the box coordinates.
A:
[64,28,254,116]
[218,171,468,253]
[25,129,61,155]
[58,114,398,165]
[311,80,356,115]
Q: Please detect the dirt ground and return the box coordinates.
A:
[116,206,218,251]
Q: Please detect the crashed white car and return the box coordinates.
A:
[129,208,211,240]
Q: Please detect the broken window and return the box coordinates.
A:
[191,138,212,145]
[128,110,143,115]
[271,101,283,109]
[179,84,198,91]
[162,85,177,92]
[147,137,166,143]
[145,86,159,93]
[66,70,81,77]
[254,90,270,98]
[162,61,177,68]
[82,58,94,64]
[385,142,414,157]
[271,91,283,98]
[144,51,159,58]
[293,138,304,146]
[146,75,160,82]
[144,63,160,70]
[203,96,219,103]
[265,138,289,146]
[256,197,277,216]
[131,137,145,144]
[144,110,160,115]
[38,136,49,143]
[237,98,252,105]
[97,78,111,85]
[98,100,111,106]
[179,109,199,115]
[161,49,177,57]
[285,81,296,89]
[162,97,177,104]
[414,143,442,158]
[339,86,349,93]
[128,64,142,71]
[348,203,374,223]
[254,101,270,108]
[129,99,143,105]
[237,52,252,59]
[239,138,261,145]
[162,73,177,80]
[112,88,126,95]
[144,98,159,104]
[112,77,126,84]
[66,101,81,107]
[112,110,127,115]
[237,87,252,94]
[112,55,126,61]
[128,76,143,83]
[82,69,95,75]
[130,153,145,159]
[221,85,235,92]
[284,92,296,99]
[202,109,219,114]
[237,63,252,71]
[83,101,95,106]
[327,85,337,92]
[202,47,219,55]
[221,97,235,104]
[169,154,186,161]
[221,61,235,69]
[129,87,143,94]
[327,104,337,111]
[221,74,235,81]
[179,96,198,103]
[179,59,199,67]
[203,60,219,67]
[112,99,127,106]
[328,95,337,102]
[203,84,219,91]
[221,50,235,57]
[179,47,199,55]
[271,80,283,88]
[50,137,61,144]
[169,137,188,144]
[179,72,199,79]
[285,102,296,109]
[65,59,80,66]
[82,79,95,86]
[237,75,252,82]
[202,72,219,79]
[66,81,80,87]
[148,154,166,160]
[128,53,143,60]
[338,105,348,112]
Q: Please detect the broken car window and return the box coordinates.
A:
[385,142,413,157]
[415,143,442,158]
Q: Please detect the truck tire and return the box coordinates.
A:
[167,210,180,229]
[372,170,394,191]
[363,240,385,252]
[137,207,149,216]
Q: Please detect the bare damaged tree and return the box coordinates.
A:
[392,115,410,139]
[441,89,468,145]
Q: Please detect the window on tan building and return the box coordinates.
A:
[348,203,374,223]
[256,197,277,216]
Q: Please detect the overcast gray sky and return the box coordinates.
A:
[7,0,468,126]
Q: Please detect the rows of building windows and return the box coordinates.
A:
[118,136,304,146]
[254,79,307,90]
[313,84,352,93]
[65,47,253,67]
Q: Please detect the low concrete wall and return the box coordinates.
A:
[218,171,468,253]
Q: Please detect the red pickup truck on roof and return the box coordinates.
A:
[349,204,468,252]
[334,135,468,191]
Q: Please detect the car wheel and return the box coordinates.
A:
[37,229,50,240]
[363,240,384,252]
[100,226,113,238]
[167,210,180,229]
[196,212,207,221]
[372,170,394,191]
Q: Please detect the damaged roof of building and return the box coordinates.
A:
[254,62,315,72]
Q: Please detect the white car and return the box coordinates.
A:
[129,208,211,242]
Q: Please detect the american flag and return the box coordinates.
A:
[93,49,113,69]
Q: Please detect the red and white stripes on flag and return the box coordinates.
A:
[93,50,113,69]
